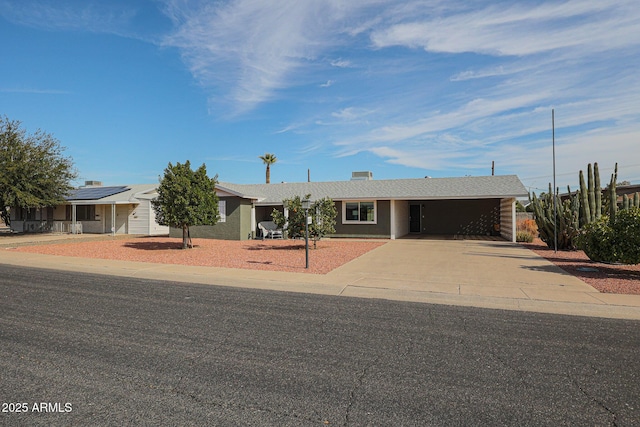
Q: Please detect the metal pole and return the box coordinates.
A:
[552,109,557,253]
[304,207,309,269]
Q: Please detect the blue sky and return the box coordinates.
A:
[1,0,639,194]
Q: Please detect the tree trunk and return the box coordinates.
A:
[266,165,271,184]
[182,224,189,249]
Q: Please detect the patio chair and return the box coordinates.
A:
[258,221,283,239]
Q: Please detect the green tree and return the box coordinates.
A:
[152,161,219,249]
[309,197,337,247]
[0,117,77,226]
[271,194,336,246]
[258,153,277,184]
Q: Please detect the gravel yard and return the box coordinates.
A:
[522,239,640,295]
[11,236,386,275]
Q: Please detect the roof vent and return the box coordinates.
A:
[83,180,103,187]
[351,171,373,181]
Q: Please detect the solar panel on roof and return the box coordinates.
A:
[66,186,129,201]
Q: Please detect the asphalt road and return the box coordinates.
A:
[1,264,639,426]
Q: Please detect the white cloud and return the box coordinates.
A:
[330,59,353,68]
[336,92,551,147]
[161,0,386,115]
[331,107,375,121]
[370,0,640,56]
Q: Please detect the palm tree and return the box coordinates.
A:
[259,153,277,184]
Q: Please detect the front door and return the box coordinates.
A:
[409,204,421,233]
[115,205,128,234]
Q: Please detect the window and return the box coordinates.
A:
[343,201,376,224]
[16,207,37,221]
[66,205,96,221]
[218,200,226,223]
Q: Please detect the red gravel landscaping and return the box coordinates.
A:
[12,237,387,275]
[521,239,640,295]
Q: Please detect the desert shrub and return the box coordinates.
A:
[576,217,616,263]
[610,207,640,264]
[516,230,534,243]
[517,218,538,236]
[576,207,640,264]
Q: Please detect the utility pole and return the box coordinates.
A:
[552,109,557,253]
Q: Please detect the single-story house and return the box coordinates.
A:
[9,181,169,236]
[10,173,529,241]
[176,172,528,242]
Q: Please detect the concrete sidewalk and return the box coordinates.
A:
[2,235,640,320]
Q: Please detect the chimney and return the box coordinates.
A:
[83,180,103,187]
[351,171,373,181]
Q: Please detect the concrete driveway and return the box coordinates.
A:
[329,238,595,296]
[326,238,640,319]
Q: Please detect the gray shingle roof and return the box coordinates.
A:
[217,175,528,205]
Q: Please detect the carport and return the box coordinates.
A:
[409,199,502,237]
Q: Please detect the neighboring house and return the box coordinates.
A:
[616,184,640,199]
[560,183,640,205]
[175,172,528,242]
[9,181,169,236]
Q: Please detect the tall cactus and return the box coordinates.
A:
[579,170,590,227]
[533,161,635,251]
[594,163,601,220]
[530,184,579,250]
[608,163,618,226]
[577,163,603,226]
[587,163,596,222]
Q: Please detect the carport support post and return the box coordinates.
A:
[72,204,77,234]
[111,203,116,236]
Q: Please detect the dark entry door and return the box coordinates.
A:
[409,204,421,233]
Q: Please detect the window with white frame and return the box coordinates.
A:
[343,201,376,224]
[218,200,226,223]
